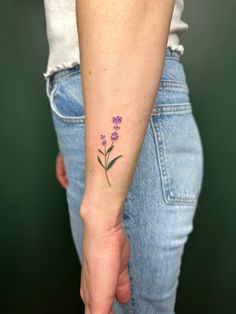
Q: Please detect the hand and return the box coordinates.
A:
[80,212,131,314]
[55,151,68,189]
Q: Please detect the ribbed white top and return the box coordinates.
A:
[43,0,188,79]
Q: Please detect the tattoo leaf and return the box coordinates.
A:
[97,156,105,169]
[106,155,122,170]
[105,145,114,155]
[98,149,105,155]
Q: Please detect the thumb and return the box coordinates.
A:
[115,267,131,304]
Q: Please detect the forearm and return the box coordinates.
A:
[76,0,174,221]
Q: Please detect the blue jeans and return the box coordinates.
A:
[45,48,204,314]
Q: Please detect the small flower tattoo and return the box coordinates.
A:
[97,115,123,186]
[111,132,119,141]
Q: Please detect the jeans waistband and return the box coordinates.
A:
[50,64,81,84]
[48,47,180,87]
[165,47,181,61]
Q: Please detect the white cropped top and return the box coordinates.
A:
[43,0,188,79]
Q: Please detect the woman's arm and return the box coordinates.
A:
[77,0,174,216]
[76,0,174,312]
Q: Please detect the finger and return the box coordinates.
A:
[56,154,68,186]
[80,266,86,304]
[56,171,68,188]
[55,152,68,189]
[85,305,90,314]
[115,267,131,304]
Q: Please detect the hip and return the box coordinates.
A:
[45,47,204,206]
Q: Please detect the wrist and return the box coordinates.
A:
[80,188,126,229]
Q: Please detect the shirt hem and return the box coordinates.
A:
[43,61,80,79]
[43,43,185,79]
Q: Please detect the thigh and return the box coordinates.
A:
[113,118,203,314]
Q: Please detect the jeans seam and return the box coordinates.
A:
[159,80,188,92]
[150,118,171,204]
[165,56,180,62]
[52,111,85,124]
[152,103,192,116]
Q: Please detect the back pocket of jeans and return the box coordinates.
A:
[152,112,204,205]
[49,73,85,125]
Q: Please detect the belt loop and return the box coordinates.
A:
[46,77,51,98]
[165,47,180,61]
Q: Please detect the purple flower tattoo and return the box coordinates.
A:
[111,132,119,141]
[97,115,123,186]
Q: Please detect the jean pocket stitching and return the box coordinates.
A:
[151,117,198,205]
[165,56,180,62]
[152,103,192,116]
[49,82,85,125]
[159,80,189,93]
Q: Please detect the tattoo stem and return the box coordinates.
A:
[104,144,111,186]
[105,169,111,186]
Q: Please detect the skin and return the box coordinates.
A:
[60,1,175,313]
[55,151,130,314]
[55,151,68,189]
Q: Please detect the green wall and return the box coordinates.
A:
[176,1,236,312]
[1,1,235,313]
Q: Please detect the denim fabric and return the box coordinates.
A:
[45,48,204,314]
